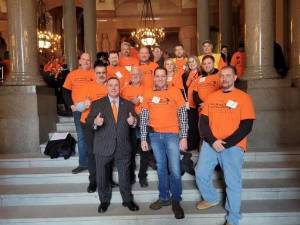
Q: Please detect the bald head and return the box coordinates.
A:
[130,66,142,85]
[79,53,91,71]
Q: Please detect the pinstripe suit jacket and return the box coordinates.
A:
[86,96,135,157]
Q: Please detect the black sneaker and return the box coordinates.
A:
[172,201,185,219]
[149,199,171,210]
[87,183,97,193]
[71,166,87,174]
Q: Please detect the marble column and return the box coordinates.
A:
[243,0,279,80]
[219,0,233,49]
[288,0,300,85]
[275,0,285,49]
[5,0,44,85]
[83,0,97,63]
[240,0,300,149]
[197,0,210,54]
[63,0,77,71]
[0,0,57,154]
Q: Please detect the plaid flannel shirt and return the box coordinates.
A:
[140,106,188,141]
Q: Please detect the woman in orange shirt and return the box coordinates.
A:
[181,56,201,163]
[164,58,183,90]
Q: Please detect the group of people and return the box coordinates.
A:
[43,57,67,77]
[62,40,255,225]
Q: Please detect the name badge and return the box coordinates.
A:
[125,66,132,72]
[138,96,144,103]
[226,100,238,109]
[152,96,160,104]
[167,77,173,82]
[115,71,123,79]
[199,77,206,83]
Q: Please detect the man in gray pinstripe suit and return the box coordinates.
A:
[86,77,139,213]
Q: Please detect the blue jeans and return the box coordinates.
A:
[149,132,182,202]
[73,111,88,167]
[195,142,244,225]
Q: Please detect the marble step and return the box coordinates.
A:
[0,162,300,185]
[48,132,77,140]
[58,116,74,123]
[1,179,300,206]
[37,144,300,164]
[56,122,75,132]
[39,142,300,163]
[4,148,300,169]
[1,199,300,225]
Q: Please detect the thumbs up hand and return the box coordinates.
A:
[84,99,91,108]
[127,112,136,126]
[94,113,104,126]
[131,97,140,105]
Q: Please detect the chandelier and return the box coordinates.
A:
[38,31,61,52]
[37,0,61,53]
[131,0,165,47]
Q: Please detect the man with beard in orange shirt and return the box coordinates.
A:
[138,46,158,89]
[195,66,255,225]
[107,51,130,88]
[119,42,139,72]
[173,44,187,76]
[80,61,110,193]
[193,55,221,110]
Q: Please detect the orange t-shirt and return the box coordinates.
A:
[63,69,95,104]
[230,52,246,78]
[142,87,185,133]
[218,57,227,70]
[121,84,144,114]
[167,72,183,90]
[130,47,139,59]
[52,62,62,71]
[174,58,187,75]
[201,88,256,151]
[107,65,130,88]
[193,73,221,103]
[139,62,158,89]
[44,63,52,72]
[186,71,200,109]
[119,56,139,71]
[80,82,108,123]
